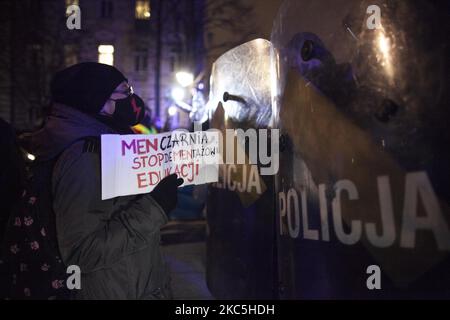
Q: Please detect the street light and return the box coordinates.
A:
[170,71,207,124]
[175,71,194,88]
[171,87,185,102]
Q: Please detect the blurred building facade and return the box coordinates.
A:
[0,0,205,131]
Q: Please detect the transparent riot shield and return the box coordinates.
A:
[271,0,450,298]
[206,39,277,299]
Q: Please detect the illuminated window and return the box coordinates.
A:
[65,0,79,16]
[98,45,114,66]
[66,0,79,7]
[135,0,151,20]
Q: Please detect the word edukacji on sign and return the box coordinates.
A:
[101,131,220,200]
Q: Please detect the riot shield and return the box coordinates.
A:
[271,0,450,298]
[206,39,277,299]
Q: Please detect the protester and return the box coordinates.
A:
[27,62,182,299]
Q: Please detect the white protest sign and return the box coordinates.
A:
[101,131,219,200]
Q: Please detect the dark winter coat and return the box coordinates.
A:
[30,103,171,300]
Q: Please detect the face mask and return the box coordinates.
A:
[112,94,145,126]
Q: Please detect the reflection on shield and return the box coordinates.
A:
[206,39,276,299]
[208,38,273,128]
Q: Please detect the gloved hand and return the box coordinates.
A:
[150,174,184,215]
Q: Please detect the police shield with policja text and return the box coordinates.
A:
[271,0,450,298]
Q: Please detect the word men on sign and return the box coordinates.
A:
[101,131,219,199]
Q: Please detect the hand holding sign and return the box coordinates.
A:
[101,131,219,200]
[150,174,184,214]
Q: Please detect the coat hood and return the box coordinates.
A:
[28,103,117,161]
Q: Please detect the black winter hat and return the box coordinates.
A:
[51,62,127,114]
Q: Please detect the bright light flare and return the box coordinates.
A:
[171,87,185,102]
[176,71,194,87]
